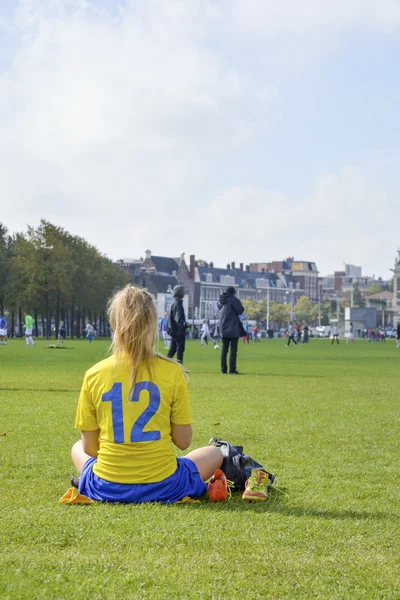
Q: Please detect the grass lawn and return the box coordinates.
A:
[1,337,399,599]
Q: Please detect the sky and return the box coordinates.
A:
[1,0,400,278]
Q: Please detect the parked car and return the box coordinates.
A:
[385,328,396,338]
[316,326,330,338]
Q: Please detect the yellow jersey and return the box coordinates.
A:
[75,355,191,484]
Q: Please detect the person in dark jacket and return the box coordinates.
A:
[218,286,244,374]
[167,285,188,363]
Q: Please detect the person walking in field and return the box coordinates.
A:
[85,322,95,343]
[24,312,35,346]
[346,322,355,345]
[218,286,244,374]
[167,285,188,364]
[331,324,340,344]
[0,314,7,345]
[286,323,297,346]
[71,285,224,503]
[252,325,260,343]
[160,312,170,349]
[200,320,212,346]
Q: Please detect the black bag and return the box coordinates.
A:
[209,438,274,491]
[238,319,247,338]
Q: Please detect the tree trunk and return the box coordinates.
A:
[70,303,74,338]
[55,297,60,339]
[34,309,38,337]
[81,308,86,339]
[41,314,45,337]
[11,311,14,338]
[18,307,23,337]
[46,311,51,339]
[76,310,81,338]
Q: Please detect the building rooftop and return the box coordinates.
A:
[149,256,179,275]
[367,291,393,301]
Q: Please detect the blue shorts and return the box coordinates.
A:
[78,457,207,504]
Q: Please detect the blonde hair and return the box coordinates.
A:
[108,285,159,390]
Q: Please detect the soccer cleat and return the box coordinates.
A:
[242,469,271,502]
[207,468,229,502]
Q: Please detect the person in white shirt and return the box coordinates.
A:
[346,322,355,345]
[200,320,212,346]
[85,322,95,343]
[286,323,297,347]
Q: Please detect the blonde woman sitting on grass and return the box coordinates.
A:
[71,285,224,503]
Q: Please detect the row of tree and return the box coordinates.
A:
[0,220,130,338]
[242,292,372,327]
[242,296,323,327]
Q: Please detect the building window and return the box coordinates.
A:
[220,275,235,285]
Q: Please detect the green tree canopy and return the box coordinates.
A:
[2,220,130,337]
[293,296,314,324]
[242,298,267,322]
[269,302,290,327]
[368,283,381,295]
[352,282,365,307]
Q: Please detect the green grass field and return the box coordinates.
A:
[1,338,399,599]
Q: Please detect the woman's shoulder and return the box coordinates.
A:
[85,355,115,378]
[152,355,183,374]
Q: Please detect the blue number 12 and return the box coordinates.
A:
[102,381,161,443]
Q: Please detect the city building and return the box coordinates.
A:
[366,291,394,326]
[249,258,319,301]
[116,250,194,316]
[190,257,303,320]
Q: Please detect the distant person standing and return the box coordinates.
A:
[24,312,35,346]
[0,314,7,345]
[346,322,355,345]
[85,322,95,343]
[167,285,188,364]
[58,321,66,344]
[160,312,169,349]
[286,323,297,346]
[331,324,339,345]
[200,320,211,346]
[396,323,400,348]
[252,325,260,343]
[218,286,244,374]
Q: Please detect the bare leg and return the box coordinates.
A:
[71,440,93,473]
[185,446,224,481]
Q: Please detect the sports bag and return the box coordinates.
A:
[208,438,274,491]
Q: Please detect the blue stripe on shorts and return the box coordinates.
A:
[78,457,207,504]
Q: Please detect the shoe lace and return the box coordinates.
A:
[250,472,269,492]
[226,478,235,499]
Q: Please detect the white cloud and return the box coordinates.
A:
[0,0,399,278]
[204,166,394,276]
[227,0,400,36]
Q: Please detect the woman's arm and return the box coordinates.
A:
[171,423,192,450]
[81,430,100,458]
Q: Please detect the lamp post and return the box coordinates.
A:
[336,293,339,322]
[266,283,270,330]
[286,289,293,325]
[318,292,321,327]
